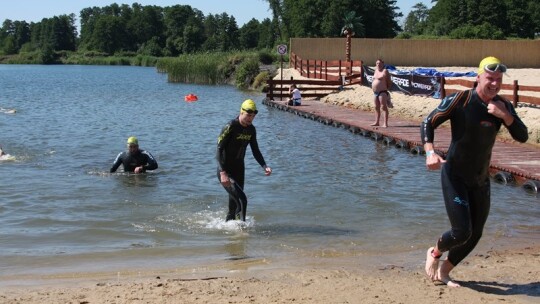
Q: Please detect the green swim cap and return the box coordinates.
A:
[240,99,257,113]
[127,136,138,145]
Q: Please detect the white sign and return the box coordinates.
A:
[277,44,287,55]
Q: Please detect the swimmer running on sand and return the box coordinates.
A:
[421,56,528,287]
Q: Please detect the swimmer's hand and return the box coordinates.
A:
[220,171,231,187]
[426,152,446,170]
[264,166,272,176]
[488,100,514,126]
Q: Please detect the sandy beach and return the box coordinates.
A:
[1,67,539,303]
[1,245,539,303]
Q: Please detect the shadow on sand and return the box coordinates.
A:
[462,280,540,297]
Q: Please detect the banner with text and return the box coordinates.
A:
[362,66,442,98]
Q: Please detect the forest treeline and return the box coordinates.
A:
[1,0,538,60]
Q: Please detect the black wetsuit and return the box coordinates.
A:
[421,89,528,266]
[110,149,158,173]
[216,117,267,221]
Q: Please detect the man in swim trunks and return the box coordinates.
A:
[371,59,393,127]
[110,136,158,173]
[421,56,528,287]
[216,99,272,221]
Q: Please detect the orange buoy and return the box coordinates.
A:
[184,94,198,102]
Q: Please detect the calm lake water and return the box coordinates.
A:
[0,65,538,283]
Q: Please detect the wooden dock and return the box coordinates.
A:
[263,98,540,195]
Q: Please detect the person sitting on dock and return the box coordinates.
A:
[287,84,302,106]
[421,56,528,288]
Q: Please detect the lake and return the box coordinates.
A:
[0,65,538,284]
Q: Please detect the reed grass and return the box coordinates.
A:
[156,51,264,85]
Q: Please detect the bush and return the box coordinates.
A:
[395,32,412,39]
[258,49,275,64]
[252,71,270,90]
[235,57,260,89]
[449,23,505,40]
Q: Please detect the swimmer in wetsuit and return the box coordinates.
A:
[110,136,158,173]
[421,57,528,287]
[216,99,272,221]
[371,58,393,127]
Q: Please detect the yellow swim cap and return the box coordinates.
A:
[127,136,138,145]
[240,99,258,114]
[478,56,506,75]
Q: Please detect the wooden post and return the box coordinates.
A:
[325,61,328,81]
[268,79,274,101]
[440,77,446,99]
[359,60,364,84]
[513,80,519,107]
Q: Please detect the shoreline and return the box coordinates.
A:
[1,244,538,303]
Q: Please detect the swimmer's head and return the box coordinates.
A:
[127,136,138,146]
[240,99,258,115]
[478,56,507,75]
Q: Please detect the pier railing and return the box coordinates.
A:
[266,52,363,100]
[265,78,343,101]
[290,52,363,84]
[441,78,540,107]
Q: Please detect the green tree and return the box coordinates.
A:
[202,13,239,52]
[239,19,261,49]
[257,18,277,49]
[79,6,105,50]
[1,19,31,53]
[265,0,400,38]
[127,4,165,51]
[90,15,127,54]
[163,5,204,55]
[529,0,540,37]
[506,0,535,38]
[182,22,205,53]
[403,3,429,35]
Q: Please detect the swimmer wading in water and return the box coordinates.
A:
[216,99,272,221]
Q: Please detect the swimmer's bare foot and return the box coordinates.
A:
[381,124,388,128]
[438,259,460,287]
[370,122,379,126]
[425,247,440,281]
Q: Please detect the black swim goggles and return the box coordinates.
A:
[242,108,258,114]
[484,63,507,73]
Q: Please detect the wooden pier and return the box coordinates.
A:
[263,98,540,195]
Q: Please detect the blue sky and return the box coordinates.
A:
[0,0,432,27]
